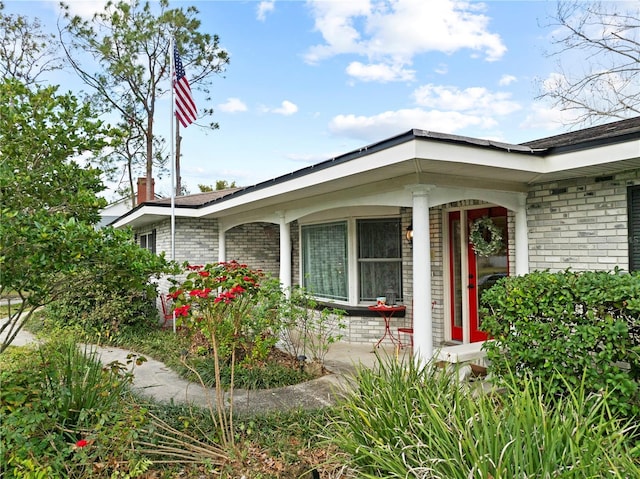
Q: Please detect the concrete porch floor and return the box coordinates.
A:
[323,340,408,375]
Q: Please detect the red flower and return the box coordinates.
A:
[168,290,183,300]
[76,439,88,448]
[215,291,236,304]
[174,304,191,317]
[230,285,246,295]
[189,288,212,298]
[198,271,210,278]
[187,264,204,271]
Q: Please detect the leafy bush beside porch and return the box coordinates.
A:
[481,269,640,418]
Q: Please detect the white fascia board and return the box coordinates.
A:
[112,205,200,228]
[111,206,165,228]
[197,141,418,216]
[542,141,640,173]
[414,140,546,173]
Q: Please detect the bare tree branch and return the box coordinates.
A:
[538,1,640,125]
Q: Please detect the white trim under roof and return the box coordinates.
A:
[112,128,640,229]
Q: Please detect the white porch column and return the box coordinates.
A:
[279,212,292,297]
[515,193,529,276]
[218,227,226,263]
[411,185,434,366]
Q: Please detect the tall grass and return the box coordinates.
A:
[1,336,150,478]
[330,355,640,478]
[39,339,136,434]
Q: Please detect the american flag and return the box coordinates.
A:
[173,43,197,128]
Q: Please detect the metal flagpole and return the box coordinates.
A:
[169,37,177,334]
[169,37,176,264]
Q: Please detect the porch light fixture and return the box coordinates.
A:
[405,223,413,246]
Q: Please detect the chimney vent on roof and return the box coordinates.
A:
[136,177,155,205]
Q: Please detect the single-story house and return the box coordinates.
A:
[112,116,640,365]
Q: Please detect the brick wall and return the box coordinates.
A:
[135,217,218,322]
[226,222,281,277]
[527,169,640,271]
[136,217,218,265]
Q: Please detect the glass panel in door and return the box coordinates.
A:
[449,212,463,341]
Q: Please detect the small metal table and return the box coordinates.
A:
[368,305,406,348]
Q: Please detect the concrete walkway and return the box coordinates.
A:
[4,328,402,414]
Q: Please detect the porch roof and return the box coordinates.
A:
[112,117,640,229]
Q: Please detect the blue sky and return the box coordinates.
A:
[4,1,596,199]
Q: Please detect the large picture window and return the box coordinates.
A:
[357,218,402,302]
[301,222,348,300]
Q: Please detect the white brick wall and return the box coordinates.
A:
[527,170,640,272]
[226,222,281,277]
[136,217,219,265]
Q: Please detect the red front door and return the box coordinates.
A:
[449,208,508,342]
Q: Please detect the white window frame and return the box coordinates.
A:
[301,221,349,301]
[356,217,403,302]
[299,212,402,306]
[138,230,156,254]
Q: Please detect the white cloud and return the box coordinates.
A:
[304,0,372,63]
[520,105,564,130]
[218,98,248,113]
[540,72,569,93]
[520,104,581,131]
[53,1,107,19]
[270,100,298,116]
[328,108,496,142]
[346,61,415,82]
[499,74,517,86]
[257,1,275,22]
[305,0,506,74]
[413,84,521,116]
[435,63,449,75]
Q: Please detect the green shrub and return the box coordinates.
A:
[40,238,174,343]
[0,338,149,478]
[278,285,347,363]
[330,355,640,478]
[481,269,640,418]
[44,272,160,341]
[180,355,313,389]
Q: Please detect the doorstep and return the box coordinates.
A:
[436,341,489,364]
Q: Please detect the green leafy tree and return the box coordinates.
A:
[197,180,238,192]
[59,0,229,202]
[539,1,640,125]
[0,1,62,85]
[0,79,169,353]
